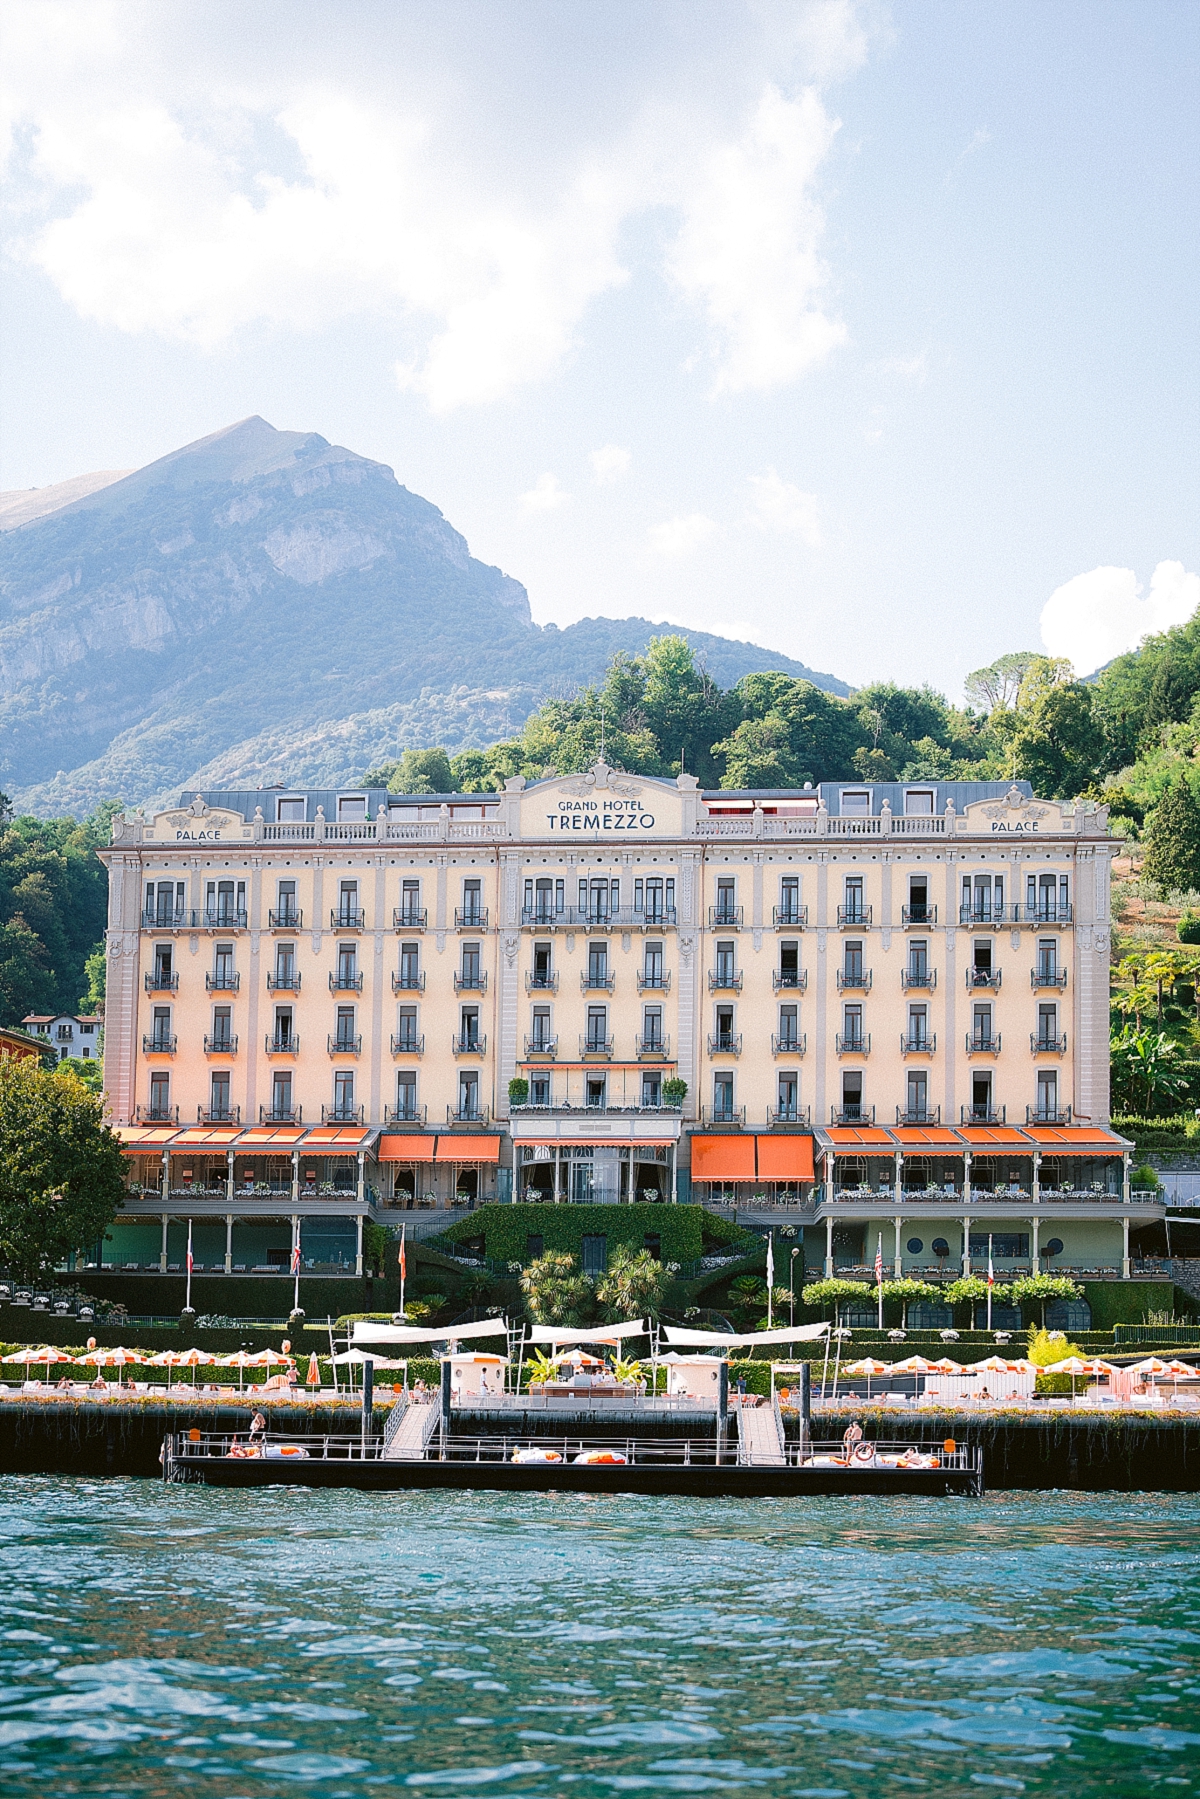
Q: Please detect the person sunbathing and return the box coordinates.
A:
[842,1421,864,1453]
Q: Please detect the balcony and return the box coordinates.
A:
[773,903,808,927]
[707,1033,742,1057]
[702,1104,746,1127]
[331,908,365,931]
[767,1104,811,1126]
[837,905,872,927]
[392,970,425,993]
[329,970,364,992]
[205,971,240,991]
[328,1034,362,1056]
[771,1033,807,1056]
[901,967,936,990]
[142,908,188,930]
[393,906,427,930]
[897,1105,941,1126]
[201,908,247,930]
[390,1033,425,1056]
[526,971,559,993]
[267,970,301,991]
[268,908,302,929]
[259,1104,301,1124]
[901,904,937,926]
[447,1104,491,1126]
[203,1034,238,1055]
[835,1033,870,1055]
[708,968,743,992]
[198,1104,240,1124]
[1028,1105,1072,1125]
[265,1033,299,1055]
[900,1032,937,1054]
[966,1032,1001,1054]
[959,904,1017,926]
[524,1034,558,1058]
[773,969,808,992]
[520,905,564,927]
[1032,1033,1068,1054]
[836,969,871,991]
[144,971,178,992]
[136,1103,178,1123]
[323,1104,364,1125]
[142,1033,177,1055]
[455,906,488,930]
[387,1102,427,1126]
[966,967,1001,990]
[581,970,615,992]
[960,1105,1006,1125]
[709,904,743,928]
[1032,968,1067,989]
[637,970,671,992]
[579,1035,614,1058]
[452,1034,487,1056]
[1025,903,1073,925]
[454,970,488,992]
[636,1034,671,1059]
[831,1105,875,1125]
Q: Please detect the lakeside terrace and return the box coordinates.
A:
[692,1118,1154,1280]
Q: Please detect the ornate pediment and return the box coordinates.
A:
[559,760,644,800]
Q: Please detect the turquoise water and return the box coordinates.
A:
[1,1481,1197,1797]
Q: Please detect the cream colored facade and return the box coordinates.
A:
[100,768,1118,1144]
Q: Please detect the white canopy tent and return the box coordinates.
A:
[524,1321,647,1346]
[352,1318,508,1346]
[662,1323,830,1350]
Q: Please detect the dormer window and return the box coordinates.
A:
[904,789,935,815]
[338,796,367,821]
[840,790,871,815]
[277,796,305,822]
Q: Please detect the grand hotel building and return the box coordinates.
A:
[98,768,1155,1285]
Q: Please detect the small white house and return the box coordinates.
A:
[22,1013,102,1061]
[447,1352,508,1400]
[664,1353,725,1400]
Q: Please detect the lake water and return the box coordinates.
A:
[0,1479,1197,1798]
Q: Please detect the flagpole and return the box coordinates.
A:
[399,1223,407,1319]
[876,1231,884,1329]
[185,1220,193,1313]
[987,1232,994,1332]
[766,1230,774,1329]
[292,1222,301,1317]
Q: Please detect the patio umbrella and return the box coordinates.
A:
[306,1352,321,1389]
[1043,1355,1095,1399]
[3,1345,75,1381]
[888,1354,940,1374]
[76,1347,145,1376]
[216,1350,261,1393]
[930,1357,963,1373]
[843,1356,890,1398]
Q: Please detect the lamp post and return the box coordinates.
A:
[789,1248,799,1328]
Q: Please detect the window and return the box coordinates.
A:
[970,1233,1030,1259]
[271,1070,292,1117]
[972,1003,993,1047]
[395,1006,419,1052]
[716,940,736,983]
[907,1004,928,1047]
[152,943,174,985]
[840,790,871,815]
[641,1071,662,1107]
[529,1074,551,1106]
[1027,872,1069,921]
[843,940,863,981]
[214,942,235,984]
[779,875,801,923]
[525,877,558,922]
[580,877,617,922]
[842,1004,863,1049]
[715,877,737,923]
[453,1069,477,1120]
[273,1006,293,1046]
[336,941,358,985]
[211,1005,232,1049]
[399,941,421,987]
[963,873,1004,922]
[843,875,865,922]
[333,1069,356,1116]
[778,1004,799,1048]
[908,939,928,979]
[461,878,483,924]
[337,879,360,925]
[1036,1068,1059,1119]
[906,1069,929,1119]
[971,1071,993,1119]
[277,797,305,822]
[581,1234,608,1276]
[587,940,609,986]
[79,1022,94,1035]
[398,878,421,924]
[460,942,481,985]
[636,875,673,922]
[714,1004,735,1048]
[150,1005,172,1048]
[1037,938,1059,981]
[209,1070,231,1118]
[586,1075,607,1108]
[149,1072,170,1117]
[274,942,295,982]
[841,1072,863,1119]
[905,789,934,815]
[334,1005,357,1050]
[337,796,367,821]
[642,1005,663,1048]
[907,876,930,922]
[531,1006,552,1049]
[585,1005,608,1050]
[532,941,553,987]
[205,878,245,925]
[777,1071,798,1119]
[1037,1003,1059,1048]
[970,938,993,983]
[460,1006,480,1047]
[643,941,664,986]
[712,1073,735,1120]
[778,940,800,987]
[146,879,185,925]
[395,1071,418,1120]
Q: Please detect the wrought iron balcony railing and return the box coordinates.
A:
[579,1035,614,1057]
[901,967,936,990]
[198,1104,240,1124]
[392,970,425,992]
[707,1033,742,1056]
[773,903,808,927]
[1031,968,1067,989]
[201,908,247,929]
[709,904,744,928]
[452,1034,487,1056]
[837,905,872,927]
[581,971,615,992]
[206,970,240,991]
[966,967,1002,990]
[329,970,363,991]
[1027,1105,1072,1125]
[142,1033,177,1054]
[836,969,871,990]
[390,1033,425,1056]
[455,906,488,930]
[526,971,558,992]
[960,1104,1006,1125]
[835,1033,870,1055]
[268,908,302,929]
[900,1032,936,1054]
[267,969,301,991]
[637,970,671,992]
[393,907,427,930]
[636,1034,671,1058]
[447,1104,491,1126]
[323,1104,364,1124]
[966,1032,1001,1054]
[265,1033,299,1054]
[387,1102,427,1125]
[454,970,487,992]
[896,1105,941,1126]
[708,968,743,992]
[701,1104,746,1127]
[831,1105,875,1125]
[203,1034,237,1055]
[145,971,178,991]
[901,904,937,925]
[524,1035,558,1058]
[771,1033,807,1056]
[773,969,808,992]
[1032,1033,1068,1053]
[767,1104,812,1126]
[328,1034,362,1056]
[331,908,365,930]
[260,1104,301,1123]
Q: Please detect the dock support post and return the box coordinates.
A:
[224,1212,233,1274]
[440,1357,452,1456]
[717,1360,728,1464]
[361,1357,374,1448]
[160,1213,169,1273]
[798,1361,811,1460]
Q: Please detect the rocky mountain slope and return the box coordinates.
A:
[0,417,847,814]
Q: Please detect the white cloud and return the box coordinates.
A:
[665,84,847,394]
[1039,560,1200,673]
[518,473,571,514]
[746,469,821,545]
[591,443,631,485]
[646,512,717,557]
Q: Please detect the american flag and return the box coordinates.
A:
[874,1235,884,1285]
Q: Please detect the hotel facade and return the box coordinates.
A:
[97,768,1156,1285]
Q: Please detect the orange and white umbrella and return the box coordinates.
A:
[888,1354,941,1374]
[3,1345,75,1373]
[1126,1357,1171,1377]
[306,1353,321,1388]
[76,1347,145,1368]
[930,1357,963,1373]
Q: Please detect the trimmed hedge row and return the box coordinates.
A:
[439,1202,751,1268]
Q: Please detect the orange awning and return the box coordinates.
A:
[892,1126,963,1150]
[434,1135,502,1163]
[115,1125,180,1151]
[824,1126,894,1149]
[171,1126,243,1148]
[691,1135,756,1180]
[236,1126,307,1147]
[755,1136,815,1181]
[377,1134,436,1162]
[301,1126,373,1148]
[1024,1127,1127,1155]
[958,1126,1032,1147]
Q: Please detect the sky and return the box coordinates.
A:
[1,0,1196,698]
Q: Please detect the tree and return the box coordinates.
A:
[1007,677,1104,798]
[0,1057,127,1279]
[594,1246,673,1322]
[519,1250,594,1326]
[963,651,1042,713]
[58,1055,102,1096]
[363,748,455,794]
[1143,775,1200,896]
[1109,1026,1191,1116]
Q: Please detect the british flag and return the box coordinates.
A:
[290,1241,301,1276]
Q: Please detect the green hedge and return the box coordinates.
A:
[439,1203,751,1268]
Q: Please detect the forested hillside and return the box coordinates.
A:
[0,799,113,1023]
